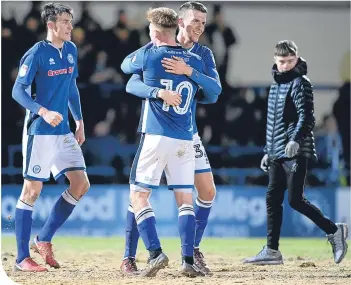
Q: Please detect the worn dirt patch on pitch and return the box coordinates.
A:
[2,250,350,285]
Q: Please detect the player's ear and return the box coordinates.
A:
[47,21,54,31]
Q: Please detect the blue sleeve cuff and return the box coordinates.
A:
[151,88,160,99]
[69,80,83,121]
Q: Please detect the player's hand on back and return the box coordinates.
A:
[157,89,182,107]
[162,56,192,77]
[38,107,63,127]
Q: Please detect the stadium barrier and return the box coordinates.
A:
[2,185,349,238]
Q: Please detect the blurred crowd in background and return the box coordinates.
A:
[2,2,350,187]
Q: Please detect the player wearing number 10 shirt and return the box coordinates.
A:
[120,2,222,276]
[124,33,205,190]
[121,7,212,277]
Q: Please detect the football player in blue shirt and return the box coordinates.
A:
[11,3,90,272]
[120,2,221,275]
[121,7,209,278]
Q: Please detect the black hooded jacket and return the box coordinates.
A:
[264,58,317,161]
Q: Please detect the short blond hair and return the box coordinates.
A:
[146,7,178,30]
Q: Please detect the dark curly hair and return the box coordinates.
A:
[41,2,73,25]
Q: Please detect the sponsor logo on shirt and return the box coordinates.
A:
[48,67,74,76]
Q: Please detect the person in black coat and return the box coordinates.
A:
[243,40,348,265]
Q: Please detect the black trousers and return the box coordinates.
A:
[266,157,337,250]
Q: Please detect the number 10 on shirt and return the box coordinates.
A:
[160,79,193,115]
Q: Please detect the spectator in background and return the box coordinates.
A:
[223,88,255,146]
[16,16,40,56]
[315,114,345,185]
[104,9,141,82]
[83,109,127,183]
[203,4,237,145]
[2,17,25,146]
[23,1,46,35]
[251,87,269,147]
[75,2,104,49]
[89,50,123,84]
[205,4,237,84]
[84,109,118,165]
[2,17,17,78]
[71,27,97,83]
[333,51,350,185]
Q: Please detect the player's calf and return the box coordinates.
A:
[122,204,140,263]
[177,199,205,277]
[131,187,166,277]
[194,172,216,271]
[15,183,42,272]
[178,203,196,260]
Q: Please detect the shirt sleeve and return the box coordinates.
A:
[73,46,79,79]
[121,42,153,74]
[12,81,42,114]
[202,48,221,87]
[126,73,159,99]
[12,48,43,114]
[68,78,83,120]
[120,46,147,74]
[15,49,40,86]
[189,50,222,104]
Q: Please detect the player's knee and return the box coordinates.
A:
[131,191,148,201]
[80,178,90,195]
[265,189,280,205]
[198,185,216,202]
[288,195,303,210]
[77,178,90,195]
[174,190,193,207]
[130,188,150,209]
[21,180,43,205]
[69,173,90,197]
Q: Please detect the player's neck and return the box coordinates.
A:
[46,34,64,49]
[176,32,194,49]
[155,38,177,47]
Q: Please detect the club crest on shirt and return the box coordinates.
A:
[67,53,74,64]
[19,64,28,77]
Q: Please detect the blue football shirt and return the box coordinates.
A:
[16,40,78,135]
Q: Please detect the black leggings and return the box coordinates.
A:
[266,157,337,250]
